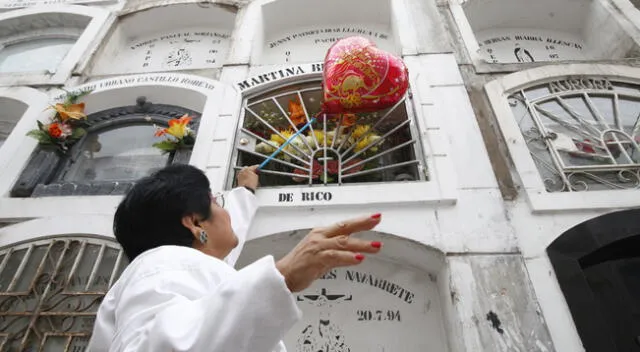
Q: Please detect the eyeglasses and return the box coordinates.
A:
[210,192,225,208]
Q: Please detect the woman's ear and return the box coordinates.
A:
[181,214,200,239]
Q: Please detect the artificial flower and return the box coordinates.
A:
[49,103,87,122]
[292,160,323,182]
[354,135,381,153]
[341,114,357,127]
[291,158,365,183]
[342,158,365,174]
[60,123,72,138]
[325,131,350,147]
[48,123,63,138]
[155,114,193,138]
[351,124,372,140]
[255,140,280,154]
[288,98,307,125]
[28,91,91,154]
[310,130,326,147]
[270,129,295,145]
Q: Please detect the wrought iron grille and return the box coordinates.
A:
[232,82,423,187]
[509,78,640,192]
[0,237,127,351]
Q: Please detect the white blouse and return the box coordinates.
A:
[87,187,302,352]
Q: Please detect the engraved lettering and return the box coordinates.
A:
[237,65,308,91]
[344,270,415,304]
[548,78,614,93]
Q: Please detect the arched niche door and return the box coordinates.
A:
[0,235,128,351]
[236,230,450,352]
[548,209,640,351]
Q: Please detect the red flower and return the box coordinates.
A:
[341,114,358,127]
[292,160,322,182]
[292,159,365,182]
[48,123,63,138]
[342,159,364,174]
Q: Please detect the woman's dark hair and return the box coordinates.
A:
[114,164,212,261]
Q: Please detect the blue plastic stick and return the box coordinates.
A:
[258,118,317,170]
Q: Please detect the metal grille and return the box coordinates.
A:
[232,82,423,187]
[510,78,640,192]
[0,237,127,351]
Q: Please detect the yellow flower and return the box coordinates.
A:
[49,103,87,122]
[351,125,371,140]
[354,135,382,153]
[156,114,192,138]
[325,131,336,146]
[310,130,326,147]
[270,129,295,144]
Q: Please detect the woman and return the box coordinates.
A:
[88,164,382,352]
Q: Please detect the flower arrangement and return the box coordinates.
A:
[247,97,386,183]
[255,123,382,182]
[152,114,196,153]
[27,90,91,153]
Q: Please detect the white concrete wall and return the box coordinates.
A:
[0,0,640,350]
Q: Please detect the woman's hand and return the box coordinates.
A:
[276,214,383,293]
[237,165,259,191]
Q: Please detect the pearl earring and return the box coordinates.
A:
[199,230,208,244]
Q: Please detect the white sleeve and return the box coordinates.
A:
[115,256,301,352]
[224,187,259,267]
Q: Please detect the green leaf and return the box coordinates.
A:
[26,130,43,138]
[36,120,44,130]
[62,88,92,104]
[153,140,178,152]
[27,130,53,144]
[182,134,196,145]
[71,128,86,139]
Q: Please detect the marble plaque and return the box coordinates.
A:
[283,259,448,351]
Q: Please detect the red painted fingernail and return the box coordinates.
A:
[371,241,382,248]
[371,213,381,219]
[355,254,365,261]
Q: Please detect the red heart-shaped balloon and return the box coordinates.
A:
[322,36,409,115]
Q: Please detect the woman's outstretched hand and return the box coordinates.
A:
[275,214,383,293]
[237,165,259,191]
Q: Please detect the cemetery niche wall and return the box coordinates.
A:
[0,6,110,86]
[0,97,27,149]
[236,230,451,352]
[10,96,201,198]
[231,79,423,189]
[449,0,640,70]
[89,3,235,76]
[0,0,116,10]
[508,77,640,193]
[548,208,640,352]
[6,73,218,198]
[255,0,399,65]
[0,235,128,351]
[485,65,640,210]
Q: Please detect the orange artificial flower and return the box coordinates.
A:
[341,114,357,127]
[288,98,306,126]
[50,103,87,122]
[155,114,193,138]
[48,123,63,138]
